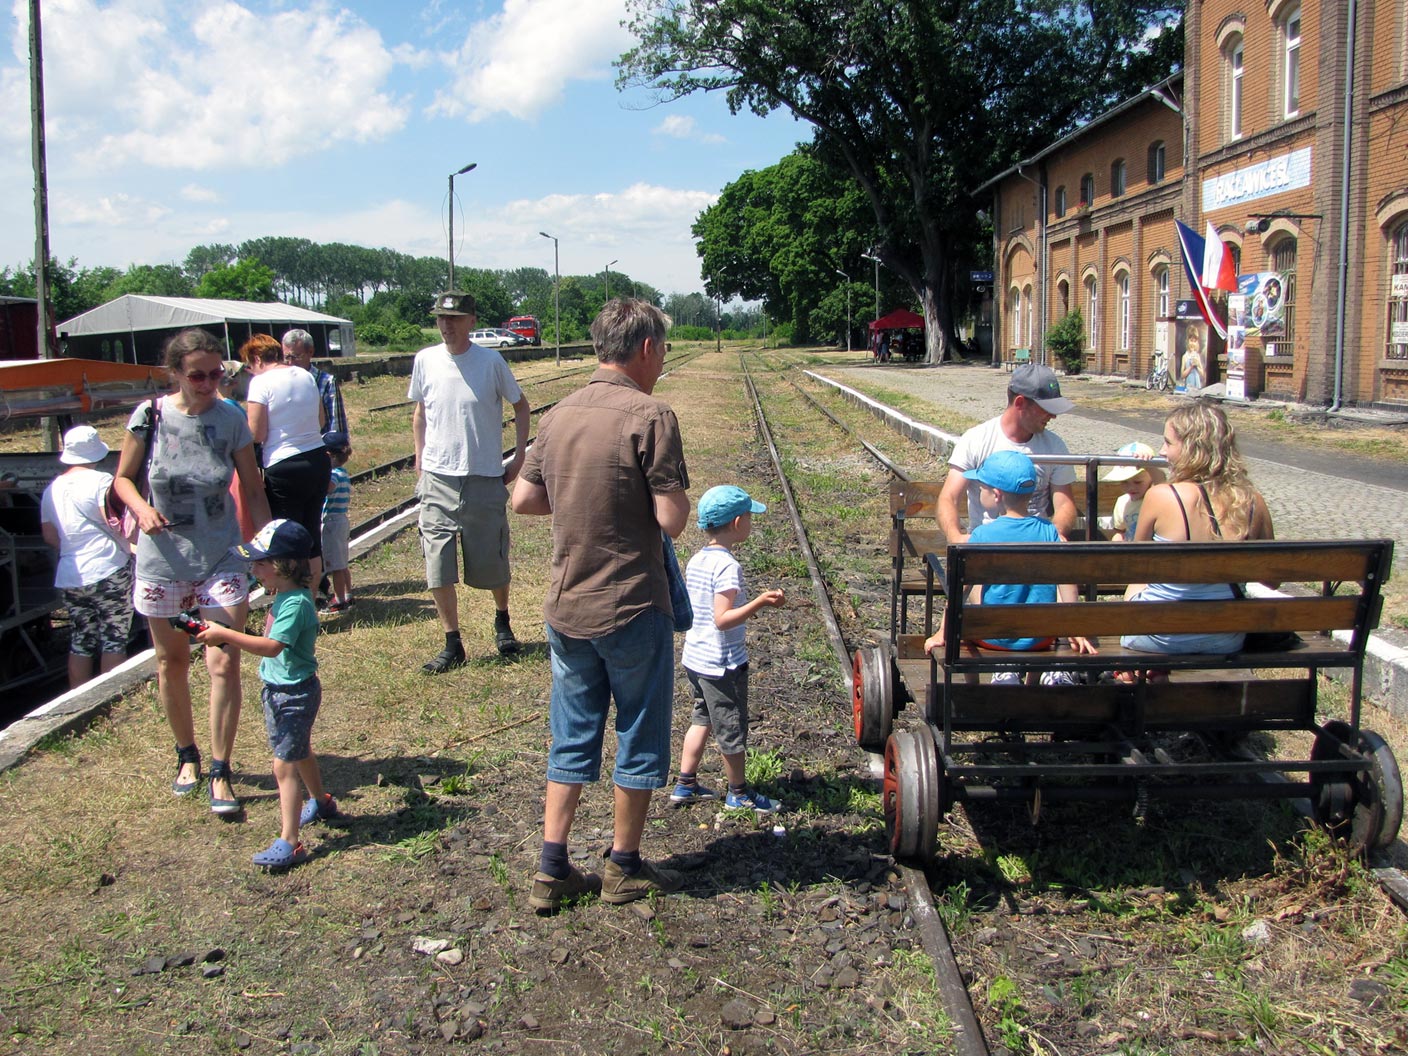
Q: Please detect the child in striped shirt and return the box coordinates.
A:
[320,431,354,613]
[671,485,786,814]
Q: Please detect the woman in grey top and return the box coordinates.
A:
[113,329,270,814]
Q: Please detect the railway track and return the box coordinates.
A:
[734,349,1408,1054]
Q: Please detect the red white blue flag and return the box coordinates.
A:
[1174,219,1230,339]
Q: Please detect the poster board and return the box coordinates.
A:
[1173,319,1211,392]
[1225,293,1248,400]
[1238,272,1287,338]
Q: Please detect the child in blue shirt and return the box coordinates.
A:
[321,431,354,612]
[924,451,1096,681]
[198,519,340,869]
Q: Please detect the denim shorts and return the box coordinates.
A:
[545,607,674,790]
[262,676,322,762]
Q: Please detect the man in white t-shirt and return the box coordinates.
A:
[410,290,532,672]
[937,363,1079,542]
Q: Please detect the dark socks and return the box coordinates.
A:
[445,630,462,650]
[677,772,697,788]
[494,609,511,626]
[539,840,570,880]
[609,848,642,876]
[729,784,747,796]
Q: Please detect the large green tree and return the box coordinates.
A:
[195,257,276,301]
[622,0,1180,362]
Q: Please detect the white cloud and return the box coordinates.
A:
[53,188,171,228]
[429,0,633,122]
[3,0,408,170]
[652,114,725,145]
[180,183,219,203]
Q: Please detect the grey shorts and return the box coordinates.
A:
[417,472,510,590]
[685,664,750,757]
[262,676,322,762]
[321,512,350,574]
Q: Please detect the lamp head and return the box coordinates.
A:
[453,162,477,176]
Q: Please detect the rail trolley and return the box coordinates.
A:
[852,456,1404,864]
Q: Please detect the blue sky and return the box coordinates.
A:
[1,0,808,297]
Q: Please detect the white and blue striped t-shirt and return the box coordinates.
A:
[323,466,351,517]
[680,545,747,678]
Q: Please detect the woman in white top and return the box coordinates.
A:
[40,425,135,689]
[241,333,331,590]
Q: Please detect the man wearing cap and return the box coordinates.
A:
[282,330,347,438]
[937,363,1079,543]
[512,298,690,912]
[411,291,532,672]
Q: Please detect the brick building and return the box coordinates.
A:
[981,1,1408,408]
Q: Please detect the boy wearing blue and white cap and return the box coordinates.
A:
[672,485,786,813]
[923,451,1096,677]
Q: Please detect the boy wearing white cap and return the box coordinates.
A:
[1100,442,1166,541]
[40,425,134,689]
[672,485,786,813]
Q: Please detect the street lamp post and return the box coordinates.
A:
[712,272,725,353]
[447,162,477,290]
[835,269,851,351]
[539,231,561,366]
[605,259,618,302]
[861,251,881,320]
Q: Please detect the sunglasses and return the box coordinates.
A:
[182,370,223,384]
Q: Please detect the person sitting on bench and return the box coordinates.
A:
[924,450,1096,684]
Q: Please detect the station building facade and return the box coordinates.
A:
[982,1,1408,408]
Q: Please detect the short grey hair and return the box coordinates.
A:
[281,329,314,354]
[589,298,671,365]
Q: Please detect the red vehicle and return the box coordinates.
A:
[504,316,541,346]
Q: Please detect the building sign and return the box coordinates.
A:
[1174,299,1202,321]
[970,270,994,283]
[1202,147,1312,212]
[1393,321,1408,345]
[1238,272,1287,338]
[1393,274,1408,300]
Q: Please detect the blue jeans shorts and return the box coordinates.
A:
[262,675,322,762]
[545,607,674,791]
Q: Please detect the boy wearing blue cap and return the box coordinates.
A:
[923,451,1096,679]
[672,485,786,813]
[196,519,340,869]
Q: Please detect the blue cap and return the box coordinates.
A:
[697,485,766,530]
[231,519,313,561]
[321,430,349,453]
[963,450,1037,496]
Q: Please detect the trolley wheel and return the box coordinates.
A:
[853,643,894,752]
[883,727,944,866]
[1311,721,1405,853]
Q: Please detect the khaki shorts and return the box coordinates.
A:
[418,471,511,590]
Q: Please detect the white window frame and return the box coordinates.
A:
[1054,186,1067,217]
[1230,40,1244,140]
[1283,7,1302,119]
[1148,142,1166,184]
[1009,286,1023,348]
[1111,159,1126,197]
[1023,285,1034,350]
[1085,277,1099,350]
[1389,221,1408,361]
[1156,266,1170,319]
[1116,272,1131,350]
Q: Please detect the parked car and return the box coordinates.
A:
[494,328,530,346]
[471,329,517,349]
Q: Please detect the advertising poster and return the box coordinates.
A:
[1238,272,1287,338]
[1174,319,1210,391]
[1225,294,1247,401]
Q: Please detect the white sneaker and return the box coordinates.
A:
[1041,670,1080,686]
[990,671,1021,685]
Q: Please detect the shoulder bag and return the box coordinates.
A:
[105,397,161,547]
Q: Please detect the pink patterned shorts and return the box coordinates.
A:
[133,571,249,618]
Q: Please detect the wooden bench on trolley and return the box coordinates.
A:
[855,537,1402,866]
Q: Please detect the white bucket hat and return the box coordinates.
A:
[59,425,111,465]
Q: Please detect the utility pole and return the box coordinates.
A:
[447,162,476,291]
[30,0,57,450]
[835,269,852,351]
[539,231,560,366]
[605,259,618,302]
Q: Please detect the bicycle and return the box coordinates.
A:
[1146,348,1172,391]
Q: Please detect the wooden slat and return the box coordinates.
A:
[890,527,947,560]
[951,540,1390,586]
[955,596,1363,641]
[890,480,945,516]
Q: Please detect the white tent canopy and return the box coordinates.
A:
[57,295,355,364]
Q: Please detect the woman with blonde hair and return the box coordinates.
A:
[1120,402,1274,658]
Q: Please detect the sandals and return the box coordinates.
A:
[422,643,466,675]
[252,838,308,870]
[208,759,242,816]
[172,744,202,796]
[299,793,341,826]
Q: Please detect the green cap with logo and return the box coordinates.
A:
[431,291,477,317]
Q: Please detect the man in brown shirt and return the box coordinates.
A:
[512,299,689,912]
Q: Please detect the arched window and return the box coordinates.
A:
[1154,266,1170,319]
[1056,277,1070,316]
[1269,239,1298,356]
[1116,271,1131,350]
[1009,286,1023,348]
[1281,4,1302,119]
[1080,173,1095,207]
[1387,221,1408,361]
[1022,285,1034,349]
[1084,276,1099,350]
[1147,141,1166,184]
[1111,159,1126,198]
[1054,186,1067,217]
[1224,35,1245,140]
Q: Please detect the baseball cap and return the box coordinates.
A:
[697,485,766,530]
[59,424,110,465]
[321,430,349,454]
[963,450,1037,496]
[1102,441,1157,482]
[431,290,477,317]
[231,519,313,561]
[1010,363,1075,414]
